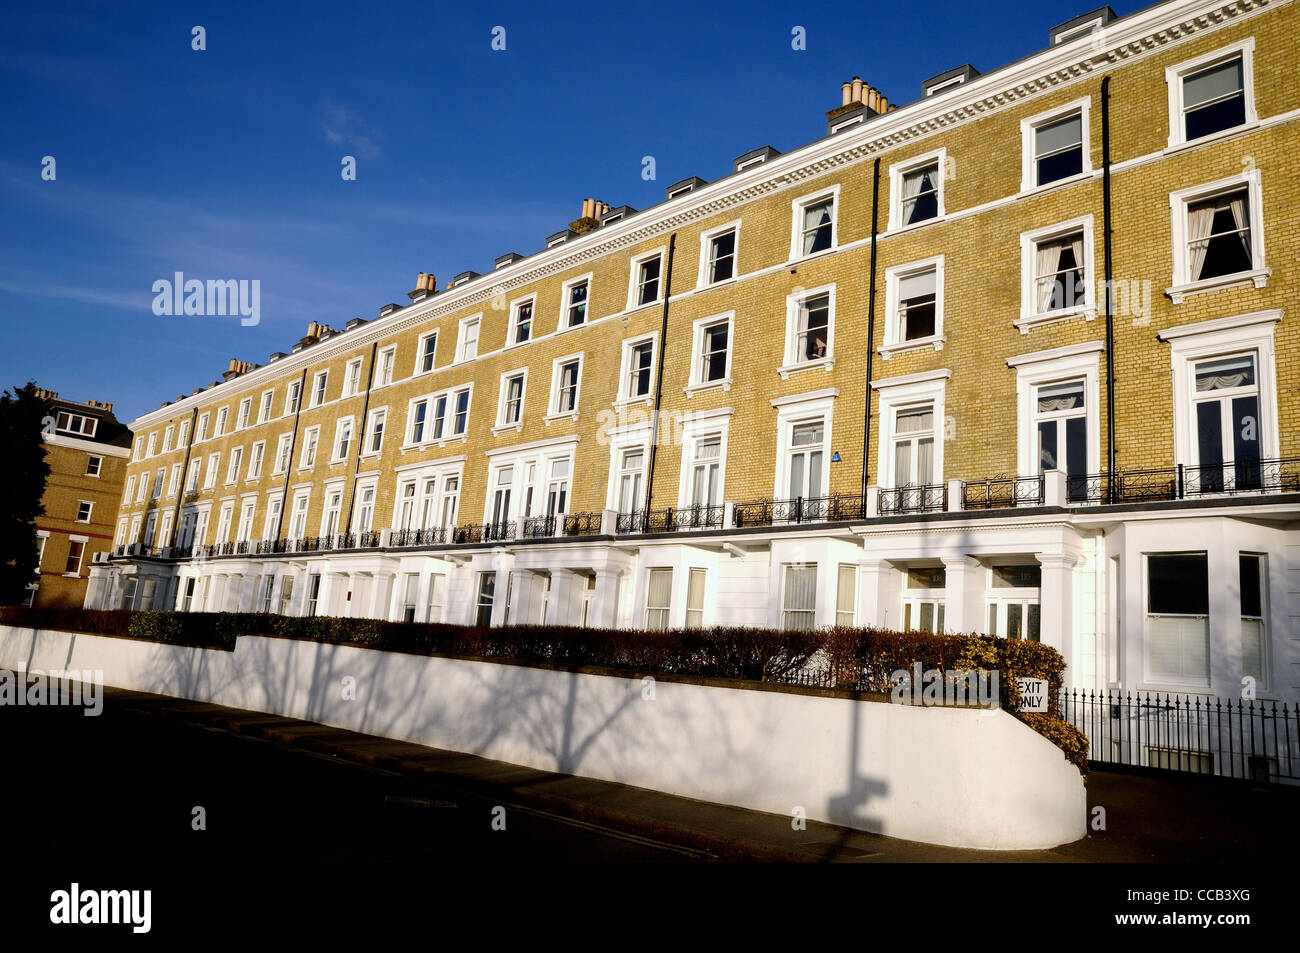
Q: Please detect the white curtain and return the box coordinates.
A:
[1036,240,1060,311]
[646,568,672,629]
[1228,193,1251,259]
[1186,202,1216,280]
[782,565,817,630]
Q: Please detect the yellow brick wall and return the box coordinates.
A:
[35,441,127,608]
[113,0,1298,544]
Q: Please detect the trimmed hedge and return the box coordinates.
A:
[0,606,1087,774]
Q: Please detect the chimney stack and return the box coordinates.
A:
[570,198,609,234]
[826,77,893,120]
[33,387,58,401]
[223,358,253,381]
[85,399,113,413]
[408,271,437,300]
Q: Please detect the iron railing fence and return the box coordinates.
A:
[962,474,1044,510]
[1060,689,1300,783]
[453,521,516,544]
[732,493,863,528]
[521,515,557,538]
[878,483,947,516]
[564,512,602,536]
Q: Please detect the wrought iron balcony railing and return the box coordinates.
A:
[878,483,947,516]
[962,474,1044,510]
[453,521,516,544]
[563,512,602,536]
[732,493,863,528]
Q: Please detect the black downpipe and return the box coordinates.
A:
[343,342,379,534]
[165,407,199,547]
[642,233,677,530]
[1102,76,1116,503]
[274,368,309,541]
[861,157,881,516]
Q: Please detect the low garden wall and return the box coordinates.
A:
[0,620,1086,850]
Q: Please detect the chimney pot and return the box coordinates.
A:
[841,82,852,106]
[851,77,864,104]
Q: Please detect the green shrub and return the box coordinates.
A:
[0,606,1086,774]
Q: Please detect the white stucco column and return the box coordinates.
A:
[1037,552,1079,679]
[941,555,984,634]
[589,568,622,629]
[858,559,901,629]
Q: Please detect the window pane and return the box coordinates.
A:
[1148,554,1209,614]
[1185,59,1243,108]
[1036,114,1082,156]
[1195,401,1223,470]
[1195,355,1255,391]
[992,565,1042,588]
[1239,554,1262,618]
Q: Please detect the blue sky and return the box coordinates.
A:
[0,0,1127,422]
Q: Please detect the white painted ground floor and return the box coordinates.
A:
[85,496,1300,703]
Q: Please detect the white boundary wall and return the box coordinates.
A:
[0,625,1086,850]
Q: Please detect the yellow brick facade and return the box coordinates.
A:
[91,0,1299,701]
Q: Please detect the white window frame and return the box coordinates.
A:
[203,453,219,490]
[603,419,653,514]
[162,425,175,453]
[696,220,741,288]
[881,256,945,357]
[494,369,529,432]
[331,416,354,463]
[247,439,266,480]
[1008,341,1103,480]
[225,447,243,485]
[273,432,292,475]
[1143,551,1212,686]
[626,249,666,312]
[167,463,182,497]
[75,500,93,523]
[196,412,210,442]
[560,273,593,329]
[455,314,481,363]
[311,372,328,408]
[364,407,387,455]
[616,333,658,406]
[779,284,836,379]
[259,389,275,423]
[342,358,363,397]
[1165,38,1256,151]
[1017,215,1096,330]
[872,370,948,492]
[888,149,947,231]
[300,426,320,469]
[237,398,252,431]
[675,409,732,511]
[788,185,840,261]
[686,312,734,394]
[284,382,301,417]
[770,389,836,501]
[86,454,102,478]
[376,346,396,387]
[124,474,136,503]
[1019,96,1091,194]
[508,294,536,346]
[416,331,438,375]
[1158,310,1280,470]
[547,352,584,421]
[1167,170,1268,302]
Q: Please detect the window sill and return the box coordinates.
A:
[1018,169,1093,198]
[1163,119,1260,156]
[491,422,523,436]
[777,357,834,380]
[684,379,732,396]
[624,300,662,316]
[1166,268,1270,303]
[613,396,653,411]
[784,247,839,268]
[694,276,739,293]
[885,214,947,238]
[878,334,946,359]
[1014,306,1095,333]
[544,411,579,426]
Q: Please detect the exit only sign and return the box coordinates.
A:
[1016,678,1049,713]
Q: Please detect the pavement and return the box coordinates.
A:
[6,675,1293,865]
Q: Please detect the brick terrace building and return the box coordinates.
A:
[90,0,1299,701]
[29,390,130,608]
